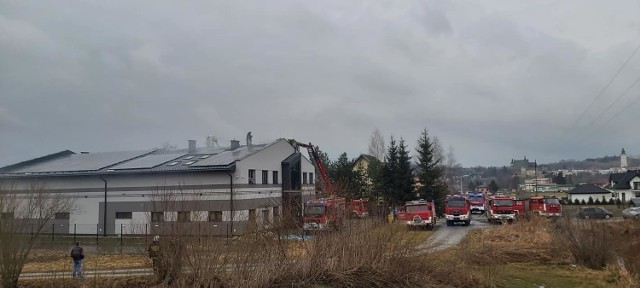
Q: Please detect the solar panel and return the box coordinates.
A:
[11,151,150,173]
[110,153,184,170]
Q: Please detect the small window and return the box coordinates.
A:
[200,155,211,159]
[249,209,257,223]
[262,170,269,184]
[208,211,223,222]
[273,207,280,217]
[634,182,640,190]
[185,161,196,165]
[309,172,314,184]
[249,169,256,184]
[55,212,70,220]
[1,212,14,220]
[303,172,308,184]
[184,156,195,160]
[273,171,279,185]
[178,211,191,222]
[115,212,132,219]
[151,212,164,223]
[167,162,179,166]
[262,209,269,223]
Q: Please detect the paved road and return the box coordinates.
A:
[417,214,490,253]
[20,268,152,280]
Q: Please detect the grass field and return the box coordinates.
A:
[497,263,615,288]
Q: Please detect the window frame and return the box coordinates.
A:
[273,171,279,185]
[55,212,70,220]
[177,211,191,222]
[303,172,308,184]
[262,170,269,184]
[151,212,164,223]
[115,212,132,220]
[248,169,256,184]
[208,211,223,222]
[309,172,314,184]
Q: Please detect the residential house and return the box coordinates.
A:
[0,136,315,236]
[567,184,612,203]
[607,170,640,203]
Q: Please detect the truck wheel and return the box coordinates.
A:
[446,220,452,227]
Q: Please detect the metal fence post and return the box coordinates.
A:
[120,224,123,246]
[96,223,99,245]
[51,223,55,241]
[226,223,229,246]
[145,224,148,242]
[74,224,77,243]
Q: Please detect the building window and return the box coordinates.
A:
[273,171,279,185]
[55,212,70,220]
[115,212,132,220]
[262,170,269,184]
[248,169,256,184]
[303,172,308,184]
[1,212,14,220]
[178,211,191,222]
[636,192,640,198]
[634,182,640,190]
[208,211,223,222]
[273,207,280,217]
[309,172,314,184]
[262,209,269,224]
[151,212,164,223]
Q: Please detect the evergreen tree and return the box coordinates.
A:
[467,181,476,191]
[573,199,580,205]
[581,199,586,205]
[395,138,415,202]
[588,196,594,205]
[594,198,601,205]
[368,158,385,205]
[415,129,447,215]
[382,137,399,204]
[489,179,499,193]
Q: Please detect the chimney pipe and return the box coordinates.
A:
[188,140,196,154]
[230,139,240,150]
[246,132,253,151]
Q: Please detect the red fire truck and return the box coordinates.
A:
[445,195,471,226]
[467,191,486,214]
[514,196,562,218]
[350,198,368,218]
[396,200,437,230]
[485,194,516,224]
[303,197,346,231]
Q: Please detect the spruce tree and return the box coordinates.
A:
[396,138,415,202]
[383,137,399,204]
[415,129,447,215]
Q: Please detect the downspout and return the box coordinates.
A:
[226,166,235,236]
[98,176,107,237]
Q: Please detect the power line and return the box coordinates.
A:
[558,42,640,144]
[582,74,640,130]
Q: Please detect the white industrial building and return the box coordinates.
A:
[0,135,316,236]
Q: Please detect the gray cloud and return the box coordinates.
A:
[2,0,640,167]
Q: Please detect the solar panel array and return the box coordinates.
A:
[109,153,184,170]
[10,151,150,173]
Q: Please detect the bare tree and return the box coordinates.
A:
[446,146,456,171]
[432,136,445,165]
[368,129,386,161]
[0,182,74,288]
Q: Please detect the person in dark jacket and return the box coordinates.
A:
[70,242,84,278]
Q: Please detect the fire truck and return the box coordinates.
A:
[485,194,516,224]
[467,191,486,214]
[350,198,368,218]
[513,196,562,218]
[303,197,346,231]
[290,140,368,231]
[396,200,437,230]
[444,195,471,226]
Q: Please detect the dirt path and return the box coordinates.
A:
[417,214,489,253]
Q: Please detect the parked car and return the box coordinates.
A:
[575,207,613,219]
[622,207,640,219]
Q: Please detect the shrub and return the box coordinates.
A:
[595,198,601,205]
[581,199,587,205]
[554,217,612,269]
[588,197,594,205]
[574,199,580,205]
[608,198,615,205]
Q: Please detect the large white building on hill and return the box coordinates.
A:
[0,136,315,236]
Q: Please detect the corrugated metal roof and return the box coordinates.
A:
[9,151,151,173]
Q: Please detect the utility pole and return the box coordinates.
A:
[534,160,538,197]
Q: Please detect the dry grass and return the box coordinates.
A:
[22,250,147,272]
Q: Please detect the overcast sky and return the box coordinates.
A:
[2,0,640,167]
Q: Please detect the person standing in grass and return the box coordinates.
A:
[70,242,85,278]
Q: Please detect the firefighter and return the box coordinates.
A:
[148,236,161,273]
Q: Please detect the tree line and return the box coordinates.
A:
[314,128,450,215]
